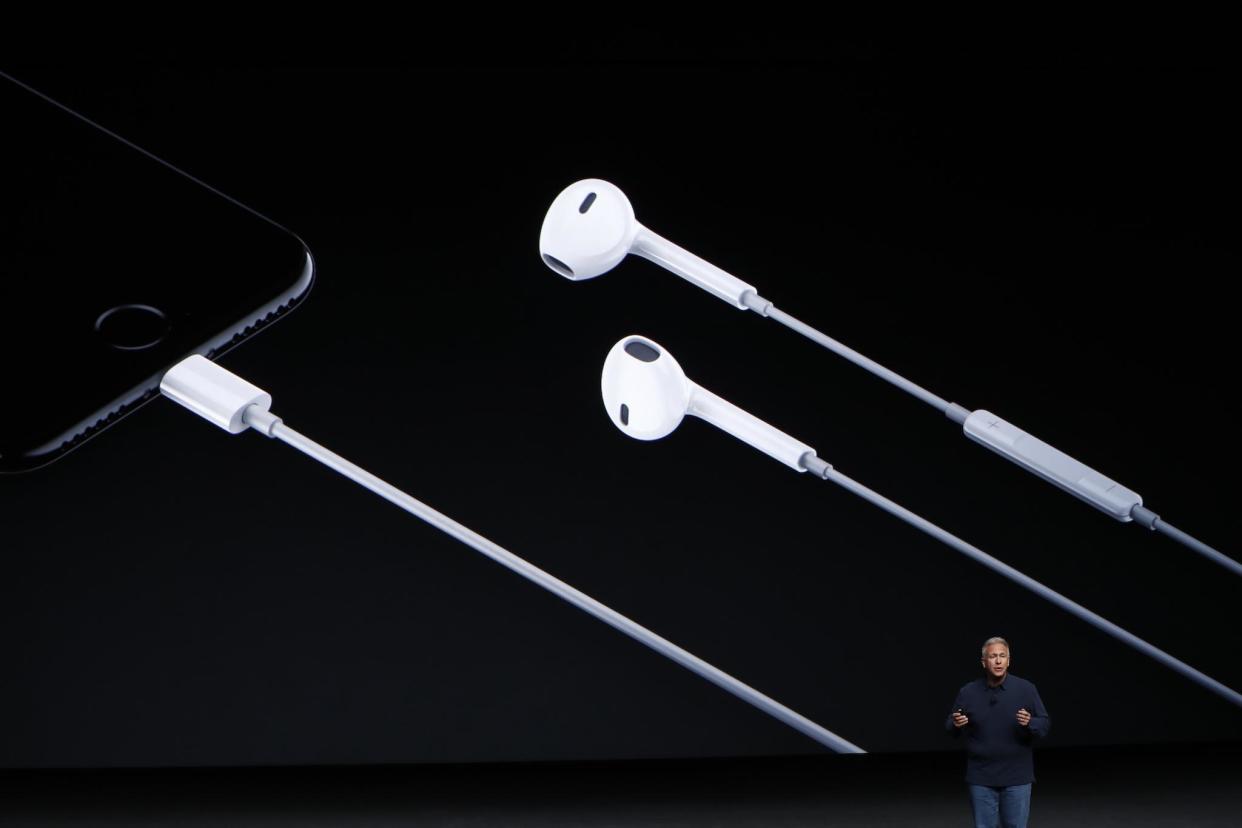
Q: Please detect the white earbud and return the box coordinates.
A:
[601,335,814,471]
[540,179,759,309]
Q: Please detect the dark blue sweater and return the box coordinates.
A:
[945,674,1051,786]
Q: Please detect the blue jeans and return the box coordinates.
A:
[968,783,1031,828]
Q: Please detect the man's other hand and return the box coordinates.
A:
[1016,708,1032,727]
[952,712,969,728]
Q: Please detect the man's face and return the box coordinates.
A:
[982,644,1009,681]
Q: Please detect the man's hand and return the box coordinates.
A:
[1016,708,1032,727]
[952,712,969,728]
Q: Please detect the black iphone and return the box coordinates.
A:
[0,71,314,472]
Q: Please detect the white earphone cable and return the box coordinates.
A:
[799,454,1242,710]
[246,408,864,754]
[743,293,1236,576]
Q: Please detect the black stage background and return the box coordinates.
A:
[2,33,1239,781]
[2,743,1240,826]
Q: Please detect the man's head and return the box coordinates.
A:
[981,636,1010,683]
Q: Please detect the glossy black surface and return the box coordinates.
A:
[0,73,311,471]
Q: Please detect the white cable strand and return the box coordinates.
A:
[245,408,865,754]
[801,455,1242,710]
[747,297,952,414]
[751,297,1232,570]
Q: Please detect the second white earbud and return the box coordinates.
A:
[601,335,813,471]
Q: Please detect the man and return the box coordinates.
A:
[946,637,1051,828]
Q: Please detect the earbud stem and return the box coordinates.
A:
[632,226,757,310]
[687,383,814,471]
